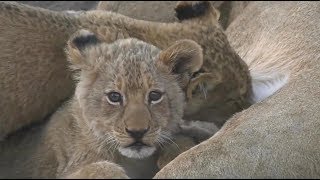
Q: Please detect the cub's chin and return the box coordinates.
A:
[118,142,156,159]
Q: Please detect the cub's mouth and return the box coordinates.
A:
[126,141,149,150]
[118,141,156,159]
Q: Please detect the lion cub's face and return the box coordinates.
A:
[66,30,203,159]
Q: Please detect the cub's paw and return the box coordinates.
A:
[179,119,219,143]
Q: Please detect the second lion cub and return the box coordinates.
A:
[0,30,203,178]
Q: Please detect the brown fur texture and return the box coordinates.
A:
[3,1,318,178]
[154,1,320,178]
[0,30,202,178]
[88,0,253,127]
[0,2,75,140]
[0,1,250,139]
[96,1,249,29]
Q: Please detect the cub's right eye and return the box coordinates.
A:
[106,91,123,105]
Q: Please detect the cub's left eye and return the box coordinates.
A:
[149,91,163,104]
[105,91,123,105]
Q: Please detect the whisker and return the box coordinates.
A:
[199,82,207,99]
[112,141,120,156]
[156,136,165,150]
[157,141,164,150]
[102,135,119,157]
[160,132,180,150]
[107,140,118,157]
[144,130,161,138]
[159,134,171,145]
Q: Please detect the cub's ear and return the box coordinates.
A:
[66,29,101,70]
[175,1,220,22]
[158,39,203,88]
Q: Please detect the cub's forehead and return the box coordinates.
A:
[104,38,161,73]
[88,38,160,66]
[93,39,165,90]
[109,38,160,62]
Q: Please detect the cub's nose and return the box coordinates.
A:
[125,127,149,140]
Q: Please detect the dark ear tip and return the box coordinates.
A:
[70,30,100,51]
[175,1,211,21]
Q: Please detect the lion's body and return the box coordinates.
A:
[155,1,320,178]
[0,103,77,178]
[0,1,286,178]
[96,1,250,30]
[1,29,206,178]
[0,3,77,140]
[0,101,157,178]
[0,1,251,142]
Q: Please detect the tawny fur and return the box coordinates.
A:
[0,3,76,140]
[96,1,250,29]
[88,1,252,128]
[2,1,317,178]
[0,30,202,178]
[0,1,251,141]
[155,1,320,178]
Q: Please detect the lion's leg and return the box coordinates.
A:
[63,161,129,179]
[78,1,221,49]
[179,119,220,143]
[78,12,189,49]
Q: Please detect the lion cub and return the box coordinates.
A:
[0,30,202,178]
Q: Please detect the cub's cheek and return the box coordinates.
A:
[151,108,171,127]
